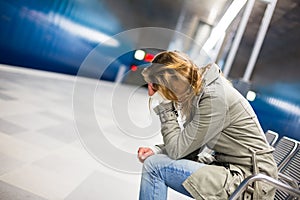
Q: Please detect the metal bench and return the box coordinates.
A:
[275,147,300,199]
[273,136,298,170]
[229,137,300,200]
[265,130,279,146]
[228,173,300,200]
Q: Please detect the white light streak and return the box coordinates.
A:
[50,13,119,47]
[266,97,300,116]
[203,0,247,51]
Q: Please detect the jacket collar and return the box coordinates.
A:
[204,63,221,86]
[192,63,221,107]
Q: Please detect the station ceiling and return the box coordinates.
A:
[105,0,300,86]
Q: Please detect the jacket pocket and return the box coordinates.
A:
[183,164,244,200]
[225,164,244,196]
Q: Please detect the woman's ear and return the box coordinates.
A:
[148,83,157,96]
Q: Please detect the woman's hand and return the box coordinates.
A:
[137,147,154,163]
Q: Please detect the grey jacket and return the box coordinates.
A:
[153,64,278,199]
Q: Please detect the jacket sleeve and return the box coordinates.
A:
[153,85,227,160]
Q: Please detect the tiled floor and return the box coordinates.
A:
[0,65,192,200]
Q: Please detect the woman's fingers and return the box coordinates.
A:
[141,149,154,160]
[137,147,146,163]
[137,147,154,163]
[138,147,144,159]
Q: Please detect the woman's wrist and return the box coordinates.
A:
[148,145,163,154]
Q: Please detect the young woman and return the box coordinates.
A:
[137,51,277,200]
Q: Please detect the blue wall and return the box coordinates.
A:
[251,83,300,140]
[0,0,133,81]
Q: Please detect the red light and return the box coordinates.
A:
[144,53,154,62]
[131,65,138,71]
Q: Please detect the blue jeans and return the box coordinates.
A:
[139,154,205,200]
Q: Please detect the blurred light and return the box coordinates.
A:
[260,0,272,3]
[246,91,256,101]
[203,0,246,51]
[53,15,119,47]
[115,65,126,83]
[266,97,300,116]
[144,53,154,62]
[206,7,219,25]
[130,65,138,71]
[134,50,146,60]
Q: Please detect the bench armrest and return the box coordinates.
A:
[278,172,298,189]
[229,173,300,200]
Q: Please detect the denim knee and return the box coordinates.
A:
[143,154,159,173]
[143,154,169,175]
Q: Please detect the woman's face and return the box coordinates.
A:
[147,83,157,96]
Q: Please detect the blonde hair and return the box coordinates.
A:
[142,51,209,121]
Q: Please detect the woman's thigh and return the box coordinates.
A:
[143,154,205,197]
